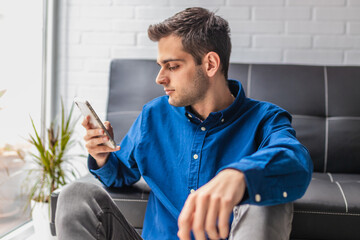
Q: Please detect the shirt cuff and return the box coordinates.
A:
[88,153,118,187]
[88,155,100,170]
[217,161,280,206]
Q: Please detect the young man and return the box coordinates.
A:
[56,7,313,240]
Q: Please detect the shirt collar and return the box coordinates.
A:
[184,79,245,125]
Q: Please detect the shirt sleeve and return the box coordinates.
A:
[88,113,143,188]
[219,108,313,206]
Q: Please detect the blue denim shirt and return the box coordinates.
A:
[88,79,313,240]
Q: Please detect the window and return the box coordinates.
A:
[0,0,43,237]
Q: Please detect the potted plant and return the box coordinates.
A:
[25,99,85,239]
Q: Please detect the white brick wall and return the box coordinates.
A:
[315,7,360,20]
[57,0,360,118]
[348,22,360,34]
[254,7,312,20]
[286,21,345,34]
[254,36,312,48]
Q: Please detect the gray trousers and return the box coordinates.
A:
[55,182,293,240]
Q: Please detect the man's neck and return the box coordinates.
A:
[190,78,235,121]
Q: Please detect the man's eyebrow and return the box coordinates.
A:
[157,59,185,65]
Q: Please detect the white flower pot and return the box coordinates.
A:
[31,200,57,239]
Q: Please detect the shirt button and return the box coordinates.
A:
[201,127,206,131]
[188,114,192,118]
[283,191,288,198]
[234,208,238,216]
[255,194,261,202]
[193,154,199,159]
[221,118,225,123]
[190,189,195,193]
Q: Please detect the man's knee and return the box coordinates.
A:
[249,202,293,224]
[58,181,106,204]
[55,182,107,225]
[55,182,110,239]
[230,203,293,240]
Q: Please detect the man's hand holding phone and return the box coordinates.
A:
[82,115,120,168]
[74,98,120,168]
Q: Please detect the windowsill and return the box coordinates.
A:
[0,221,34,240]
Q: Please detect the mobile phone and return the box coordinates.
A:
[74,97,117,149]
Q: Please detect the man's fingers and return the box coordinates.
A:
[85,136,109,149]
[177,170,245,240]
[205,195,221,240]
[104,121,111,129]
[81,115,91,129]
[104,121,115,139]
[87,142,120,153]
[178,194,196,240]
[192,193,209,240]
[85,136,120,151]
[217,198,233,239]
[84,128,104,141]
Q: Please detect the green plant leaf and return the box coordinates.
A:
[25,97,85,208]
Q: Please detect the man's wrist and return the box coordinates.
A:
[88,153,111,170]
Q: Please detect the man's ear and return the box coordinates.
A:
[203,52,221,78]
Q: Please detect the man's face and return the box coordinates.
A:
[156,35,209,107]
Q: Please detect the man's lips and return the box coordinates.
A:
[164,89,175,95]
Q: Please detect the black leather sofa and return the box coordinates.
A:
[51,59,360,239]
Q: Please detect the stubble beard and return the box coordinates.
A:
[168,67,209,107]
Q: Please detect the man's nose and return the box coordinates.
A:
[156,69,169,85]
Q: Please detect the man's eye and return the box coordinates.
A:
[169,65,179,71]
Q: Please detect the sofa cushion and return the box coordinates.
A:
[248,64,326,117]
[291,172,360,239]
[292,116,326,172]
[327,67,360,117]
[327,118,360,173]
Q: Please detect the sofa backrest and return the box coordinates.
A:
[107,59,360,174]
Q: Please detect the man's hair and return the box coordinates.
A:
[148,7,232,79]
